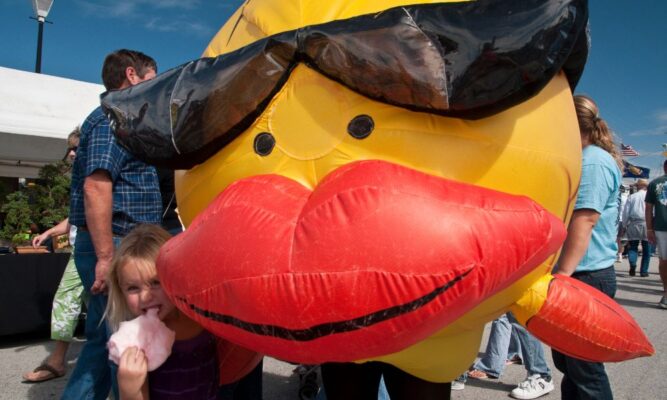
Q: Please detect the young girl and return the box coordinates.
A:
[105,224,219,400]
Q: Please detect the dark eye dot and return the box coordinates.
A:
[254,132,276,156]
[347,115,374,139]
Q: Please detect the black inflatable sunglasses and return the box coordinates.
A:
[102,0,588,169]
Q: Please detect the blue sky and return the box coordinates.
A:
[1,0,666,177]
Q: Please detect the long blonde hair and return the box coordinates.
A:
[105,224,172,332]
[574,94,623,169]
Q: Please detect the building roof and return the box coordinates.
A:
[0,67,104,178]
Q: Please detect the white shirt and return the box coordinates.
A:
[69,225,77,247]
[622,189,647,225]
[619,191,629,222]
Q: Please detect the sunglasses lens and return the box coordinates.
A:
[302,12,449,113]
[171,38,295,159]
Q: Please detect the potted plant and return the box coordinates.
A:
[0,161,71,253]
[33,161,71,229]
[0,190,43,252]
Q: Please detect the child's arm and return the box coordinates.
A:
[118,346,150,400]
[32,218,70,248]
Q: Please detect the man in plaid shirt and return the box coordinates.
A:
[63,49,162,400]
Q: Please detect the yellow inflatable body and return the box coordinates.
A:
[100,0,653,383]
[177,0,581,382]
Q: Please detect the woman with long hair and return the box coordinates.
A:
[552,95,622,399]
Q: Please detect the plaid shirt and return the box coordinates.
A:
[69,107,161,236]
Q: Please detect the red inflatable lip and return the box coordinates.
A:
[159,160,566,361]
[176,267,473,341]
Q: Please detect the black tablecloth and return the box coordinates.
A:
[0,253,70,336]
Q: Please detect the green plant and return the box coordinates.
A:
[0,161,72,247]
[0,191,33,246]
[33,161,71,227]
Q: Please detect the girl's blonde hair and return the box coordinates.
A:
[573,94,623,170]
[105,224,172,331]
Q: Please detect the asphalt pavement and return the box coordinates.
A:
[1,257,665,400]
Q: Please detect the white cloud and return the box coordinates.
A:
[628,110,667,136]
[145,17,211,37]
[152,0,201,10]
[627,125,667,137]
[76,0,200,14]
[76,1,137,17]
[655,109,667,123]
[75,0,213,36]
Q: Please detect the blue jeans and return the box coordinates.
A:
[552,266,616,400]
[507,313,550,378]
[473,313,514,377]
[473,312,548,379]
[61,232,119,400]
[628,240,651,274]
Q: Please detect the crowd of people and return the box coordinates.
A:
[16,46,663,400]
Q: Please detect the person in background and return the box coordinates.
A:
[552,95,621,399]
[465,313,523,382]
[645,160,667,309]
[464,313,554,399]
[61,49,162,400]
[616,185,629,263]
[23,129,86,383]
[622,179,651,277]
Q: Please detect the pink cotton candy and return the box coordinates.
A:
[108,308,176,371]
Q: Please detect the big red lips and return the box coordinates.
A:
[158,160,566,363]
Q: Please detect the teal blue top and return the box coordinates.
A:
[574,145,622,272]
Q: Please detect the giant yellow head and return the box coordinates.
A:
[102,0,653,382]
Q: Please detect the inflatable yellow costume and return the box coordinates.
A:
[102,0,653,383]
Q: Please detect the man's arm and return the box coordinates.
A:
[84,170,114,294]
[554,209,600,276]
[645,202,655,245]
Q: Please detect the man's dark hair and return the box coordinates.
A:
[663,159,667,171]
[101,49,157,90]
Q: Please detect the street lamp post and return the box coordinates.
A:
[30,0,54,73]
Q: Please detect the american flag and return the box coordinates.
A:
[621,143,639,157]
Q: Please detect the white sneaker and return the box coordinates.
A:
[451,380,465,391]
[510,374,554,399]
[615,253,622,263]
[659,296,667,309]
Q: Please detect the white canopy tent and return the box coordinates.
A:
[0,67,104,178]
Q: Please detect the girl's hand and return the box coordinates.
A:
[31,232,49,248]
[118,346,148,400]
